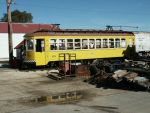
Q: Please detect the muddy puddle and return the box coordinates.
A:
[19,91,83,105]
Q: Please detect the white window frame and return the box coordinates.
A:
[121,38,126,48]
[82,38,88,50]
[115,38,121,48]
[26,39,34,51]
[109,38,114,48]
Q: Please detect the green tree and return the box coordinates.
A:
[1,9,33,23]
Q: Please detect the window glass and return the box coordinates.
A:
[75,39,81,49]
[109,39,114,48]
[89,39,95,49]
[50,39,57,50]
[67,39,73,50]
[103,39,108,48]
[27,39,34,50]
[115,38,120,48]
[82,39,88,49]
[35,39,45,52]
[121,39,126,48]
[59,39,66,50]
[96,39,101,48]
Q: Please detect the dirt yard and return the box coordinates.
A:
[0,67,150,113]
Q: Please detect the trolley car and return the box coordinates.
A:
[23,29,135,67]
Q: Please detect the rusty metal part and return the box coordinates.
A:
[88,59,150,91]
[76,65,90,77]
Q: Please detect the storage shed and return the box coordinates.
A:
[0,22,59,61]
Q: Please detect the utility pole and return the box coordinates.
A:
[6,0,13,65]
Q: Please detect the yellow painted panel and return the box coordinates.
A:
[25,35,135,66]
[34,52,46,66]
[25,51,35,60]
[47,48,125,62]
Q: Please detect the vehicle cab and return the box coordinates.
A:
[24,36,47,67]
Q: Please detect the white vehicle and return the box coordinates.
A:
[134,32,150,57]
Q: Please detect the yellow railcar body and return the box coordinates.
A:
[24,30,135,66]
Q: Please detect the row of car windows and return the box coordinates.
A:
[26,38,127,51]
[50,38,126,50]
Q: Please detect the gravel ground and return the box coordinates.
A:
[0,67,150,113]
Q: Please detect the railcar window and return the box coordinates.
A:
[89,39,95,49]
[96,39,101,49]
[82,39,88,49]
[75,39,81,49]
[121,39,126,48]
[50,39,57,50]
[27,39,34,50]
[67,39,73,50]
[115,38,120,48]
[109,39,114,48]
[59,39,66,50]
[103,39,108,48]
[35,39,45,52]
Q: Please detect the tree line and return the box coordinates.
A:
[0,9,33,23]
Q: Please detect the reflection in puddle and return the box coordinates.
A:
[20,91,83,104]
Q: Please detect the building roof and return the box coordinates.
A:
[25,29,134,37]
[14,40,25,49]
[0,22,60,33]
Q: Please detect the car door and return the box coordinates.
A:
[35,39,46,66]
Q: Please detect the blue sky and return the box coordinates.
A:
[0,0,150,31]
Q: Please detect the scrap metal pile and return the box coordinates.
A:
[88,59,150,91]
